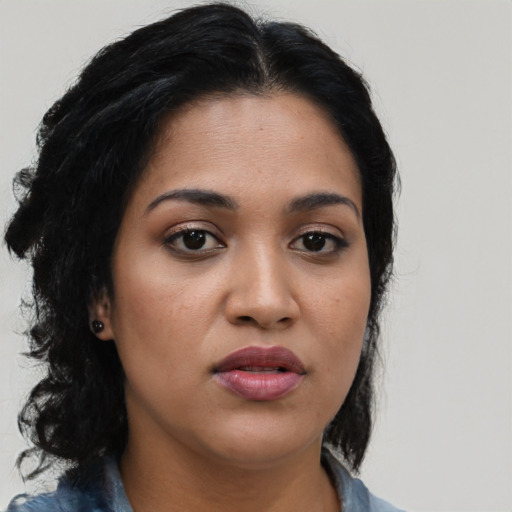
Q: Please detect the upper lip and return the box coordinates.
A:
[213,346,306,374]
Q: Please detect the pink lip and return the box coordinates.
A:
[213,346,306,401]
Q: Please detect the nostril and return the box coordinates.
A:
[236,315,292,328]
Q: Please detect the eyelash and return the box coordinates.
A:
[163,227,348,257]
[164,228,225,255]
[290,230,349,256]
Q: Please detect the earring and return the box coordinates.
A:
[91,320,104,333]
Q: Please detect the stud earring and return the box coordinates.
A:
[91,320,104,333]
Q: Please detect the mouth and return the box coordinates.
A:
[213,346,306,401]
[236,366,288,373]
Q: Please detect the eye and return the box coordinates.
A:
[290,231,348,255]
[164,229,224,254]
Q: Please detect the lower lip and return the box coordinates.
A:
[215,370,304,401]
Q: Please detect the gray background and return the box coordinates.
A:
[1,1,511,510]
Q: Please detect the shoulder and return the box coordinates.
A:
[4,488,105,512]
[322,448,406,512]
[4,458,118,512]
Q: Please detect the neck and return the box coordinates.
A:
[120,436,340,512]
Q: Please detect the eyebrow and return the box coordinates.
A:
[145,189,238,214]
[145,188,360,219]
[286,192,360,219]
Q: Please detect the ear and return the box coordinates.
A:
[89,288,115,340]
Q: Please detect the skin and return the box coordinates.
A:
[93,93,371,512]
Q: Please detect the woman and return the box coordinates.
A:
[4,3,400,511]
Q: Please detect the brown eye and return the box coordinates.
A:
[164,229,224,253]
[290,231,348,255]
[303,233,327,252]
[182,230,207,250]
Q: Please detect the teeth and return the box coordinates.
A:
[239,366,285,372]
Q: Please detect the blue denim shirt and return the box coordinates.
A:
[5,450,404,512]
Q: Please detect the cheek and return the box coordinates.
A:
[109,282,205,416]
[108,254,224,381]
[305,268,371,396]
[308,266,370,338]
[111,251,205,331]
[109,265,176,371]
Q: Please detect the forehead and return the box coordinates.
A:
[134,93,362,211]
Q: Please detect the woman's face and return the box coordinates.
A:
[96,93,371,468]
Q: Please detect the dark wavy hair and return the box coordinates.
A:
[4,2,397,478]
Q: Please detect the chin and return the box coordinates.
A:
[191,414,325,471]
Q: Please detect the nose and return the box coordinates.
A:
[224,245,300,330]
